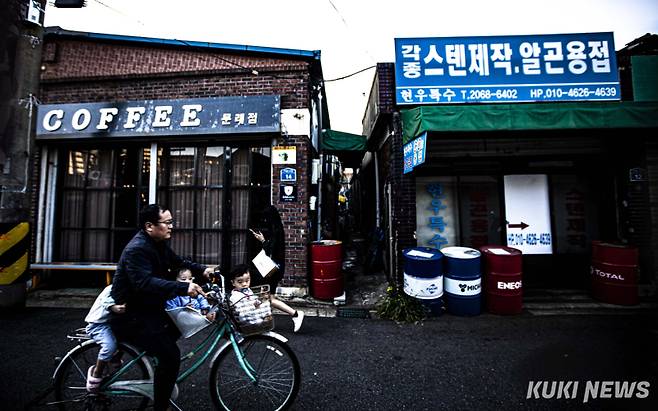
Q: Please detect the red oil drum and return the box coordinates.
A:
[480,245,523,315]
[590,241,638,305]
[311,240,343,300]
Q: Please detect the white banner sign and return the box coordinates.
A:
[504,175,553,254]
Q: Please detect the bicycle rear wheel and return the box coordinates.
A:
[53,340,152,411]
[210,334,301,411]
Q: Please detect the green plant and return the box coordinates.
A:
[375,285,426,324]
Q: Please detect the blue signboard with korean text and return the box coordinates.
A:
[394,32,620,105]
[403,132,427,174]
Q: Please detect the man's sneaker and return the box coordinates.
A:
[86,366,103,393]
[292,311,304,333]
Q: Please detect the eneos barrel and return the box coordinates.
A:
[441,246,482,316]
[480,245,523,315]
[311,240,343,300]
[402,247,444,316]
[590,241,638,305]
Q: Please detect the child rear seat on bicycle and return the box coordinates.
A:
[84,285,126,392]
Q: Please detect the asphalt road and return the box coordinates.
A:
[1,307,657,411]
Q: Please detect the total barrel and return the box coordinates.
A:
[480,245,523,315]
[590,241,638,305]
[311,240,343,300]
[402,247,444,316]
[441,246,481,316]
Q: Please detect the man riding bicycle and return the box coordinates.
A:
[110,204,217,411]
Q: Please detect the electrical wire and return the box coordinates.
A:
[90,0,146,27]
[324,65,376,82]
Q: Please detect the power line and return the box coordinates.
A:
[325,65,376,82]
[326,0,375,63]
[90,0,146,27]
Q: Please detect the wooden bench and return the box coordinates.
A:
[30,263,117,287]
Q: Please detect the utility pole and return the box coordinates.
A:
[0,0,45,307]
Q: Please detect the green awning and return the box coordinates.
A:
[401,101,658,144]
[321,129,366,168]
[322,129,366,151]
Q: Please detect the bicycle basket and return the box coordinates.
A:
[166,306,213,338]
[229,285,274,335]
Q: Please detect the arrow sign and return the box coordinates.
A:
[507,221,529,230]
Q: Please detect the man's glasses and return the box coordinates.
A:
[157,220,175,226]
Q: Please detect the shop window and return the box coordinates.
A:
[157,145,270,266]
[57,147,149,262]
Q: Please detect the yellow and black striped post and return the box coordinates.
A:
[0,222,30,308]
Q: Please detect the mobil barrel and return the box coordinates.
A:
[590,241,638,305]
[441,246,481,316]
[480,245,523,315]
[402,247,444,316]
[311,240,343,300]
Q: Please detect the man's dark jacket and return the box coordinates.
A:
[110,230,207,316]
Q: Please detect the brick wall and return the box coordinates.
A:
[272,135,312,287]
[38,36,316,288]
[41,39,309,81]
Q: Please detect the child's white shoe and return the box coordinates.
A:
[292,311,304,333]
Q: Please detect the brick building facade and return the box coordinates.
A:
[33,28,329,293]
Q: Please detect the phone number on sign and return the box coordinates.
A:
[461,89,518,101]
[507,233,552,246]
[533,86,617,99]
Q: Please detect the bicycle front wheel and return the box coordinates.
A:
[53,340,152,411]
[210,334,301,411]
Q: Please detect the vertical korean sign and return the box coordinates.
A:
[403,132,427,174]
[394,32,619,105]
[416,177,457,249]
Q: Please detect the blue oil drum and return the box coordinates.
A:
[441,246,482,316]
[403,247,444,316]
[402,247,443,278]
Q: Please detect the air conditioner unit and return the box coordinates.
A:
[23,0,44,26]
[54,0,87,8]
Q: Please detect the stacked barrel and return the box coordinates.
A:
[441,247,482,316]
[402,247,444,315]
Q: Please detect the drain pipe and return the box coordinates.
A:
[316,88,323,241]
[374,151,380,229]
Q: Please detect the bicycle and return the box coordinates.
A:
[50,275,301,410]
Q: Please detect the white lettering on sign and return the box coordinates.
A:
[153,106,173,127]
[181,104,202,127]
[96,108,118,130]
[124,107,146,129]
[497,281,522,290]
[43,109,63,131]
[590,267,625,281]
[71,108,92,131]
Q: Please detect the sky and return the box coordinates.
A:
[44,0,658,135]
